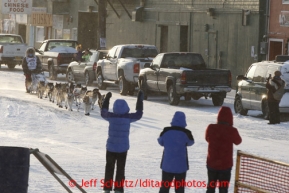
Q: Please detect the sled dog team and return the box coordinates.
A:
[35,81,104,115]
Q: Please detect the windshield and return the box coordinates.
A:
[47,41,78,51]
[120,47,158,58]
[0,35,23,44]
[161,53,206,70]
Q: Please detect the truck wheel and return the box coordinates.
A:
[96,72,107,90]
[119,76,129,96]
[139,79,148,100]
[184,94,191,101]
[167,85,180,105]
[212,94,224,106]
[128,85,135,96]
[262,99,269,120]
[49,65,57,80]
[7,64,16,69]
[234,96,248,115]
[85,71,92,86]
[66,68,74,83]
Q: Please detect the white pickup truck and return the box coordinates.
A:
[95,44,158,95]
[0,34,27,69]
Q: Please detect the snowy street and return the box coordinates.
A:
[0,66,289,193]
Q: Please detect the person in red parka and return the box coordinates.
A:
[205,106,242,193]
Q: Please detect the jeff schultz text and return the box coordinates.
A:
[69,179,209,189]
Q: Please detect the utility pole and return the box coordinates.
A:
[98,0,106,50]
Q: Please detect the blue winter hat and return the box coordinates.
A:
[170,111,187,128]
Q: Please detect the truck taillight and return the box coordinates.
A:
[133,63,140,73]
[181,72,187,84]
[229,71,232,86]
[93,62,97,71]
[0,46,3,53]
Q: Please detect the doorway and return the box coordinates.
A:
[208,31,218,68]
[78,12,98,49]
[180,26,188,52]
[18,24,27,43]
[269,40,283,61]
[160,26,168,53]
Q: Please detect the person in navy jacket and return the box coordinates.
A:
[158,111,194,193]
[101,91,143,193]
[205,106,242,193]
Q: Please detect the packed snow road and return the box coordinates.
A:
[0,66,289,193]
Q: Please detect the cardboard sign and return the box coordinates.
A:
[31,13,52,26]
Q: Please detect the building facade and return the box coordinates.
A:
[268,0,289,60]
[104,0,268,86]
[1,0,99,49]
[1,0,274,86]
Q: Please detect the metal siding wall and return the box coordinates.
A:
[104,0,262,86]
[106,20,157,49]
[189,11,261,86]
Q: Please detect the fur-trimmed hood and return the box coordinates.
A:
[26,47,36,57]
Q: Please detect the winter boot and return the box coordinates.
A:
[102,191,110,193]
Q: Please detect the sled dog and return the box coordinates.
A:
[65,83,75,111]
[45,82,54,101]
[51,83,61,103]
[57,83,68,108]
[83,91,92,116]
[37,81,46,99]
[73,86,87,111]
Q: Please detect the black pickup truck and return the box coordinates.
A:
[138,52,232,106]
[35,39,78,80]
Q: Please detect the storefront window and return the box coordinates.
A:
[36,26,44,42]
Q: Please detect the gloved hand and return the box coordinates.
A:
[136,90,143,111]
[105,92,112,99]
[102,92,112,110]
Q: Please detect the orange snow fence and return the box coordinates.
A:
[234,150,289,193]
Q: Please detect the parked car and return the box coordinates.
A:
[35,39,78,80]
[234,56,289,119]
[66,49,107,85]
[96,44,158,95]
[138,52,232,106]
[0,34,27,69]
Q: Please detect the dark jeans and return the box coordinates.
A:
[206,168,231,193]
[159,171,186,193]
[268,101,280,124]
[103,150,127,192]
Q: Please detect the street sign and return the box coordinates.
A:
[1,0,32,14]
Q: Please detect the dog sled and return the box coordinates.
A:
[27,73,47,98]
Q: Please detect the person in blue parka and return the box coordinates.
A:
[101,91,143,193]
[158,111,194,193]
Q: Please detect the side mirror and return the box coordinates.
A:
[236,75,247,81]
[151,64,159,70]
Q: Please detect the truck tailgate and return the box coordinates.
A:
[3,44,27,57]
[185,69,231,86]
